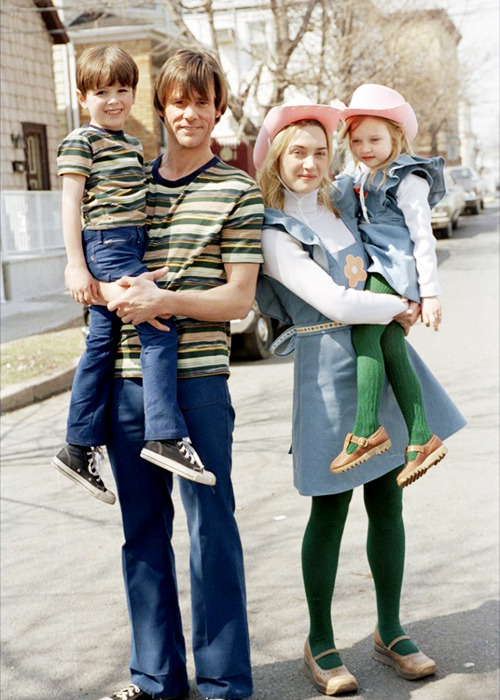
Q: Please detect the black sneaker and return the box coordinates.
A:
[140,438,216,486]
[99,682,186,699]
[52,444,116,505]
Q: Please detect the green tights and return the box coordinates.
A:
[348,273,431,459]
[302,468,419,670]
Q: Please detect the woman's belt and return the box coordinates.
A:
[271,320,347,356]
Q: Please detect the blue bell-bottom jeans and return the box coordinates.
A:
[106,375,253,699]
[66,226,187,446]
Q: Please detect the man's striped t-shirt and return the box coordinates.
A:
[57,124,146,228]
[114,155,264,379]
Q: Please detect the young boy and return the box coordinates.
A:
[52,45,215,504]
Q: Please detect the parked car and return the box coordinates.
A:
[230,302,287,360]
[446,166,486,215]
[431,171,466,238]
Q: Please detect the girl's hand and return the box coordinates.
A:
[394,301,421,336]
[65,263,100,305]
[421,296,442,331]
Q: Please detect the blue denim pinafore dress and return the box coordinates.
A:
[349,154,445,302]
[257,184,465,497]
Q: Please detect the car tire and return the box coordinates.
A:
[471,202,481,215]
[441,222,453,239]
[452,214,460,230]
[242,313,273,359]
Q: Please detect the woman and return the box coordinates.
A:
[254,97,465,695]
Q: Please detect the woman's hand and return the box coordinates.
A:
[394,301,421,336]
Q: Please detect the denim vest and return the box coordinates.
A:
[349,154,445,302]
[257,181,369,331]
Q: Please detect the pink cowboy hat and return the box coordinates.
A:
[253,95,344,170]
[342,84,418,141]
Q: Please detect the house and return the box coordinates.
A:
[1,0,69,302]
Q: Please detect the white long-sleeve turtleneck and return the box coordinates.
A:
[261,189,407,325]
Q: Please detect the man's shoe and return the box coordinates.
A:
[330,426,391,474]
[372,627,437,680]
[397,434,447,488]
[99,682,186,699]
[141,438,216,486]
[303,638,358,695]
[52,444,115,504]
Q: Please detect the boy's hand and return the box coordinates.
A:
[65,263,100,305]
[421,296,442,331]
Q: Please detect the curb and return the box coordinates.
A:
[0,360,77,414]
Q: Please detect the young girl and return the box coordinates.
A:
[330,83,447,488]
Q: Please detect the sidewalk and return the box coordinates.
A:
[0,292,82,413]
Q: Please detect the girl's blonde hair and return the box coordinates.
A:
[257,119,336,213]
[76,46,139,96]
[341,115,414,184]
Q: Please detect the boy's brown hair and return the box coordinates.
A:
[76,46,139,96]
[154,49,228,123]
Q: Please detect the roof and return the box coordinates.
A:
[33,0,69,44]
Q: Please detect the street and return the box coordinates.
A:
[1,203,499,700]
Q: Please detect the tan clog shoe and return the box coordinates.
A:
[303,638,358,695]
[372,627,437,680]
[330,426,391,474]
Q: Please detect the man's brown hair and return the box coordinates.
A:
[154,49,228,123]
[76,46,139,96]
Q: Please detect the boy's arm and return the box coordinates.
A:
[61,173,100,304]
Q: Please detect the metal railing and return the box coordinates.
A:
[1,190,63,259]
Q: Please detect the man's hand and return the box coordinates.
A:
[394,301,421,336]
[65,263,100,305]
[108,267,172,329]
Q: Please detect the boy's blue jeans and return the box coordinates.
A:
[66,226,187,446]
[106,375,252,699]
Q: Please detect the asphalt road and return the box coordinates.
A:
[1,204,499,700]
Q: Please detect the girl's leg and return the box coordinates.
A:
[380,321,432,457]
[302,491,352,669]
[350,323,387,447]
[363,468,419,655]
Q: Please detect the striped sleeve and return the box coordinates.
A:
[57,130,93,177]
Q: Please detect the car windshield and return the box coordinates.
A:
[450,167,476,180]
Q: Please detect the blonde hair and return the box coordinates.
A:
[341,115,414,184]
[257,120,336,213]
[154,49,228,124]
[76,46,139,96]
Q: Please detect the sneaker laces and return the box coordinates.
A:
[177,438,203,470]
[86,446,104,481]
[111,684,141,700]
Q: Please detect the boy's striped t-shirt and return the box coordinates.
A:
[57,125,146,228]
[114,156,264,379]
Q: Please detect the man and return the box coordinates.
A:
[100,49,263,700]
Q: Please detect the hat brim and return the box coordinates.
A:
[253,103,344,170]
[342,104,418,141]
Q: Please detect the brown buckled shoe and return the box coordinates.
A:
[397,434,448,488]
[330,426,391,474]
[303,638,358,695]
[372,627,437,680]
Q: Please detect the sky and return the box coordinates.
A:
[441,0,499,169]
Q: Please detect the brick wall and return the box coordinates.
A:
[0,0,61,190]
